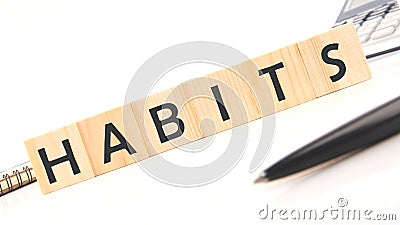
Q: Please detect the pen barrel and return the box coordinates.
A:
[266,96,400,180]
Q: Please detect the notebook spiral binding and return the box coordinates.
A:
[0,161,36,197]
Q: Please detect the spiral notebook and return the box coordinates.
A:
[0,162,37,197]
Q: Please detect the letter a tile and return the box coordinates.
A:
[77,105,148,176]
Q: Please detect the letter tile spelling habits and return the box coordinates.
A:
[25,24,371,194]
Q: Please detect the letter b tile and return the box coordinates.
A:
[131,86,198,156]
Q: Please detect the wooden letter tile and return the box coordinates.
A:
[77,105,148,176]
[250,44,317,114]
[297,23,372,97]
[24,124,95,194]
[131,86,198,156]
[183,70,263,138]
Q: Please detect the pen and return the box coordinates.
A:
[255,95,400,183]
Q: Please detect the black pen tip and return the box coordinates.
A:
[254,171,269,184]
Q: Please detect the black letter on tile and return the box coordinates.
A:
[321,43,346,82]
[211,85,230,121]
[258,62,286,101]
[38,139,80,184]
[104,123,136,164]
[149,103,185,143]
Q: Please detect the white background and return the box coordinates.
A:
[1,0,400,224]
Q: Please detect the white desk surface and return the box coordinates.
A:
[1,0,400,224]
